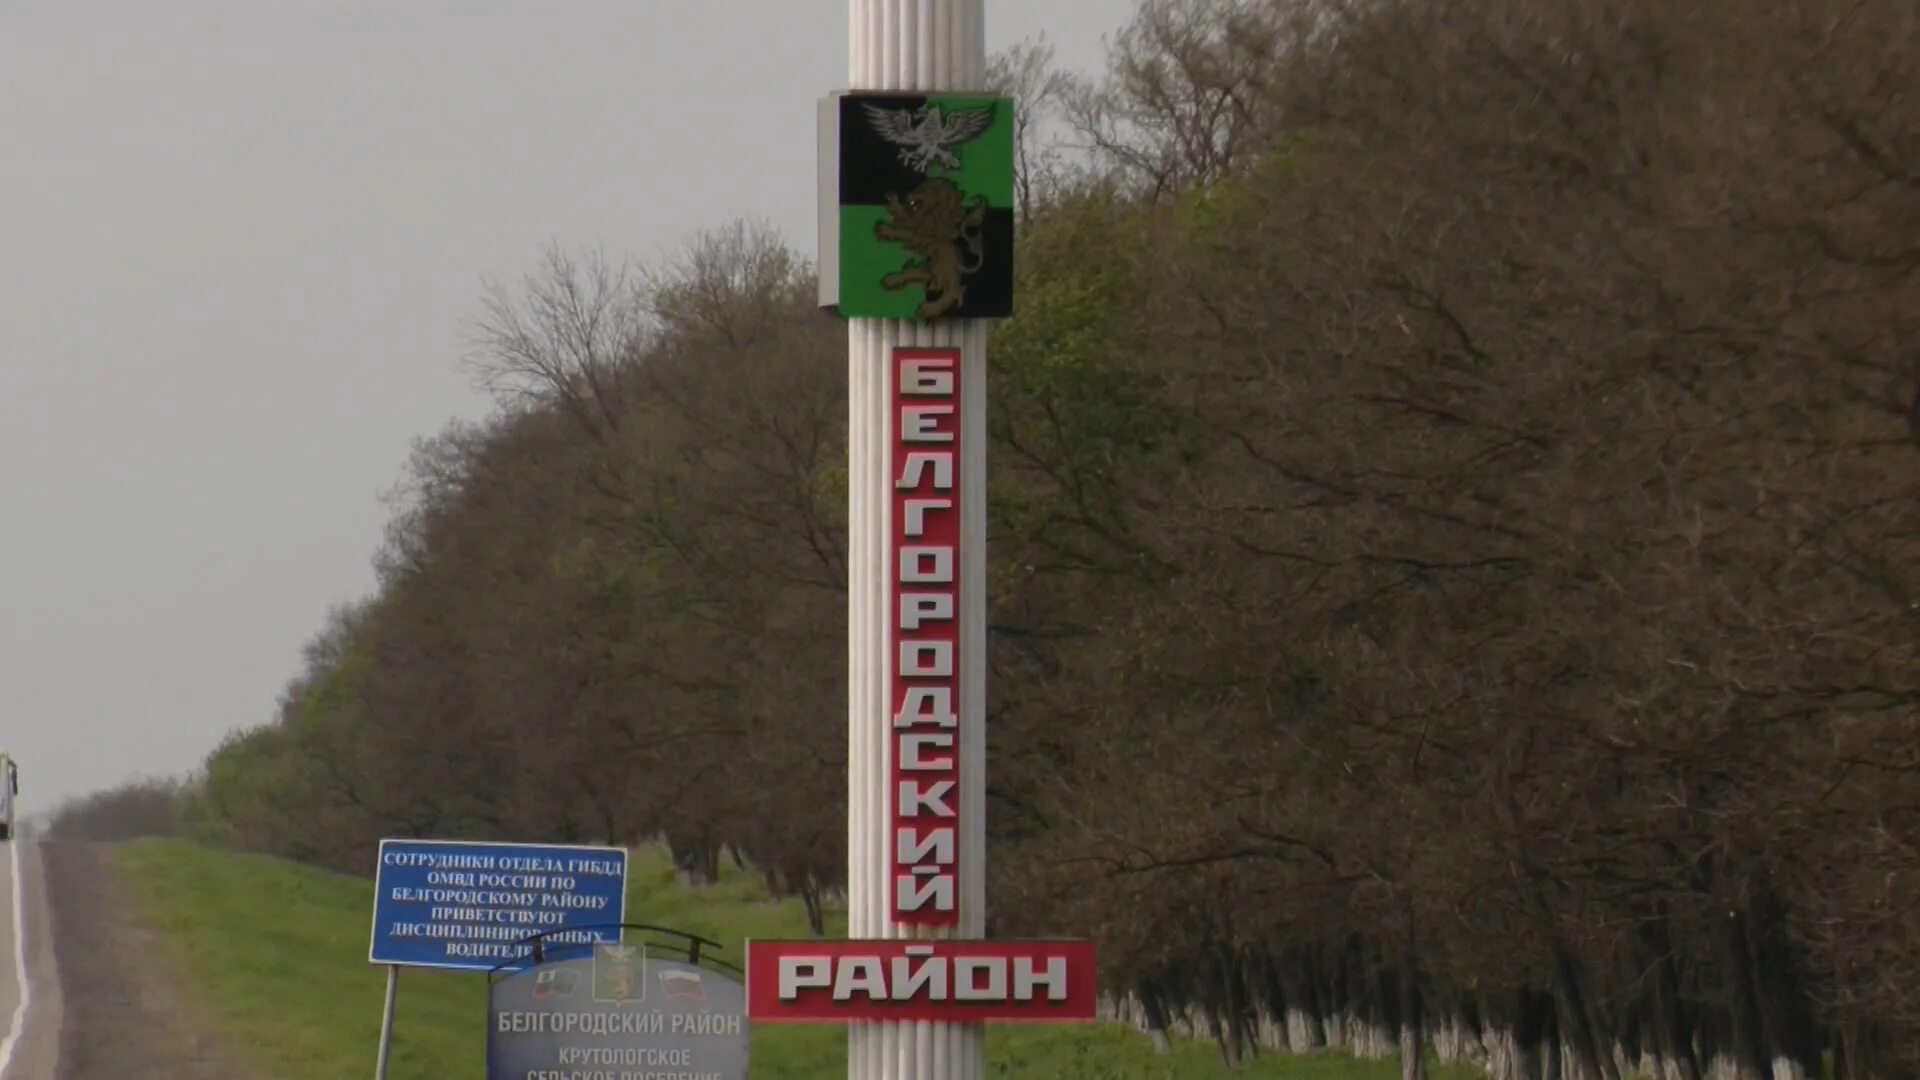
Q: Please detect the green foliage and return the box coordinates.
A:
[547,537,655,604]
[294,649,363,728]
[45,775,192,842]
[186,726,312,853]
[992,194,1175,455]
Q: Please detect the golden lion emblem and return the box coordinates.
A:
[874,177,988,320]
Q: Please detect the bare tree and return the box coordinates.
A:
[988,35,1078,224]
[642,217,813,349]
[463,243,650,438]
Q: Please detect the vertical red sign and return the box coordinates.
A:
[890,347,962,926]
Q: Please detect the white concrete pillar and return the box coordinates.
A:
[846,2,989,1077]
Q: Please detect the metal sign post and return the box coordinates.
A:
[373,964,399,1080]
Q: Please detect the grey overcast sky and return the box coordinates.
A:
[1,1,1136,811]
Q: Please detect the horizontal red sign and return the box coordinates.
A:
[746,939,1097,1023]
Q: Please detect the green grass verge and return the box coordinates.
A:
[118,839,1456,1079]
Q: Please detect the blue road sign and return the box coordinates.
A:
[369,839,629,972]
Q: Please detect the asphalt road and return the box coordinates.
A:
[0,832,65,1080]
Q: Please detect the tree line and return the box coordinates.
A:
[52,0,1920,1077]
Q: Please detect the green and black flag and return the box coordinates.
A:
[818,91,1015,321]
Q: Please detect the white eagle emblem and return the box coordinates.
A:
[862,102,996,173]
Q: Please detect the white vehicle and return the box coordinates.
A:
[0,754,17,841]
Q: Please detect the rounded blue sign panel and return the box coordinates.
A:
[488,942,749,1080]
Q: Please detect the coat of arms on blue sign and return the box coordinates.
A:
[592,942,647,1004]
